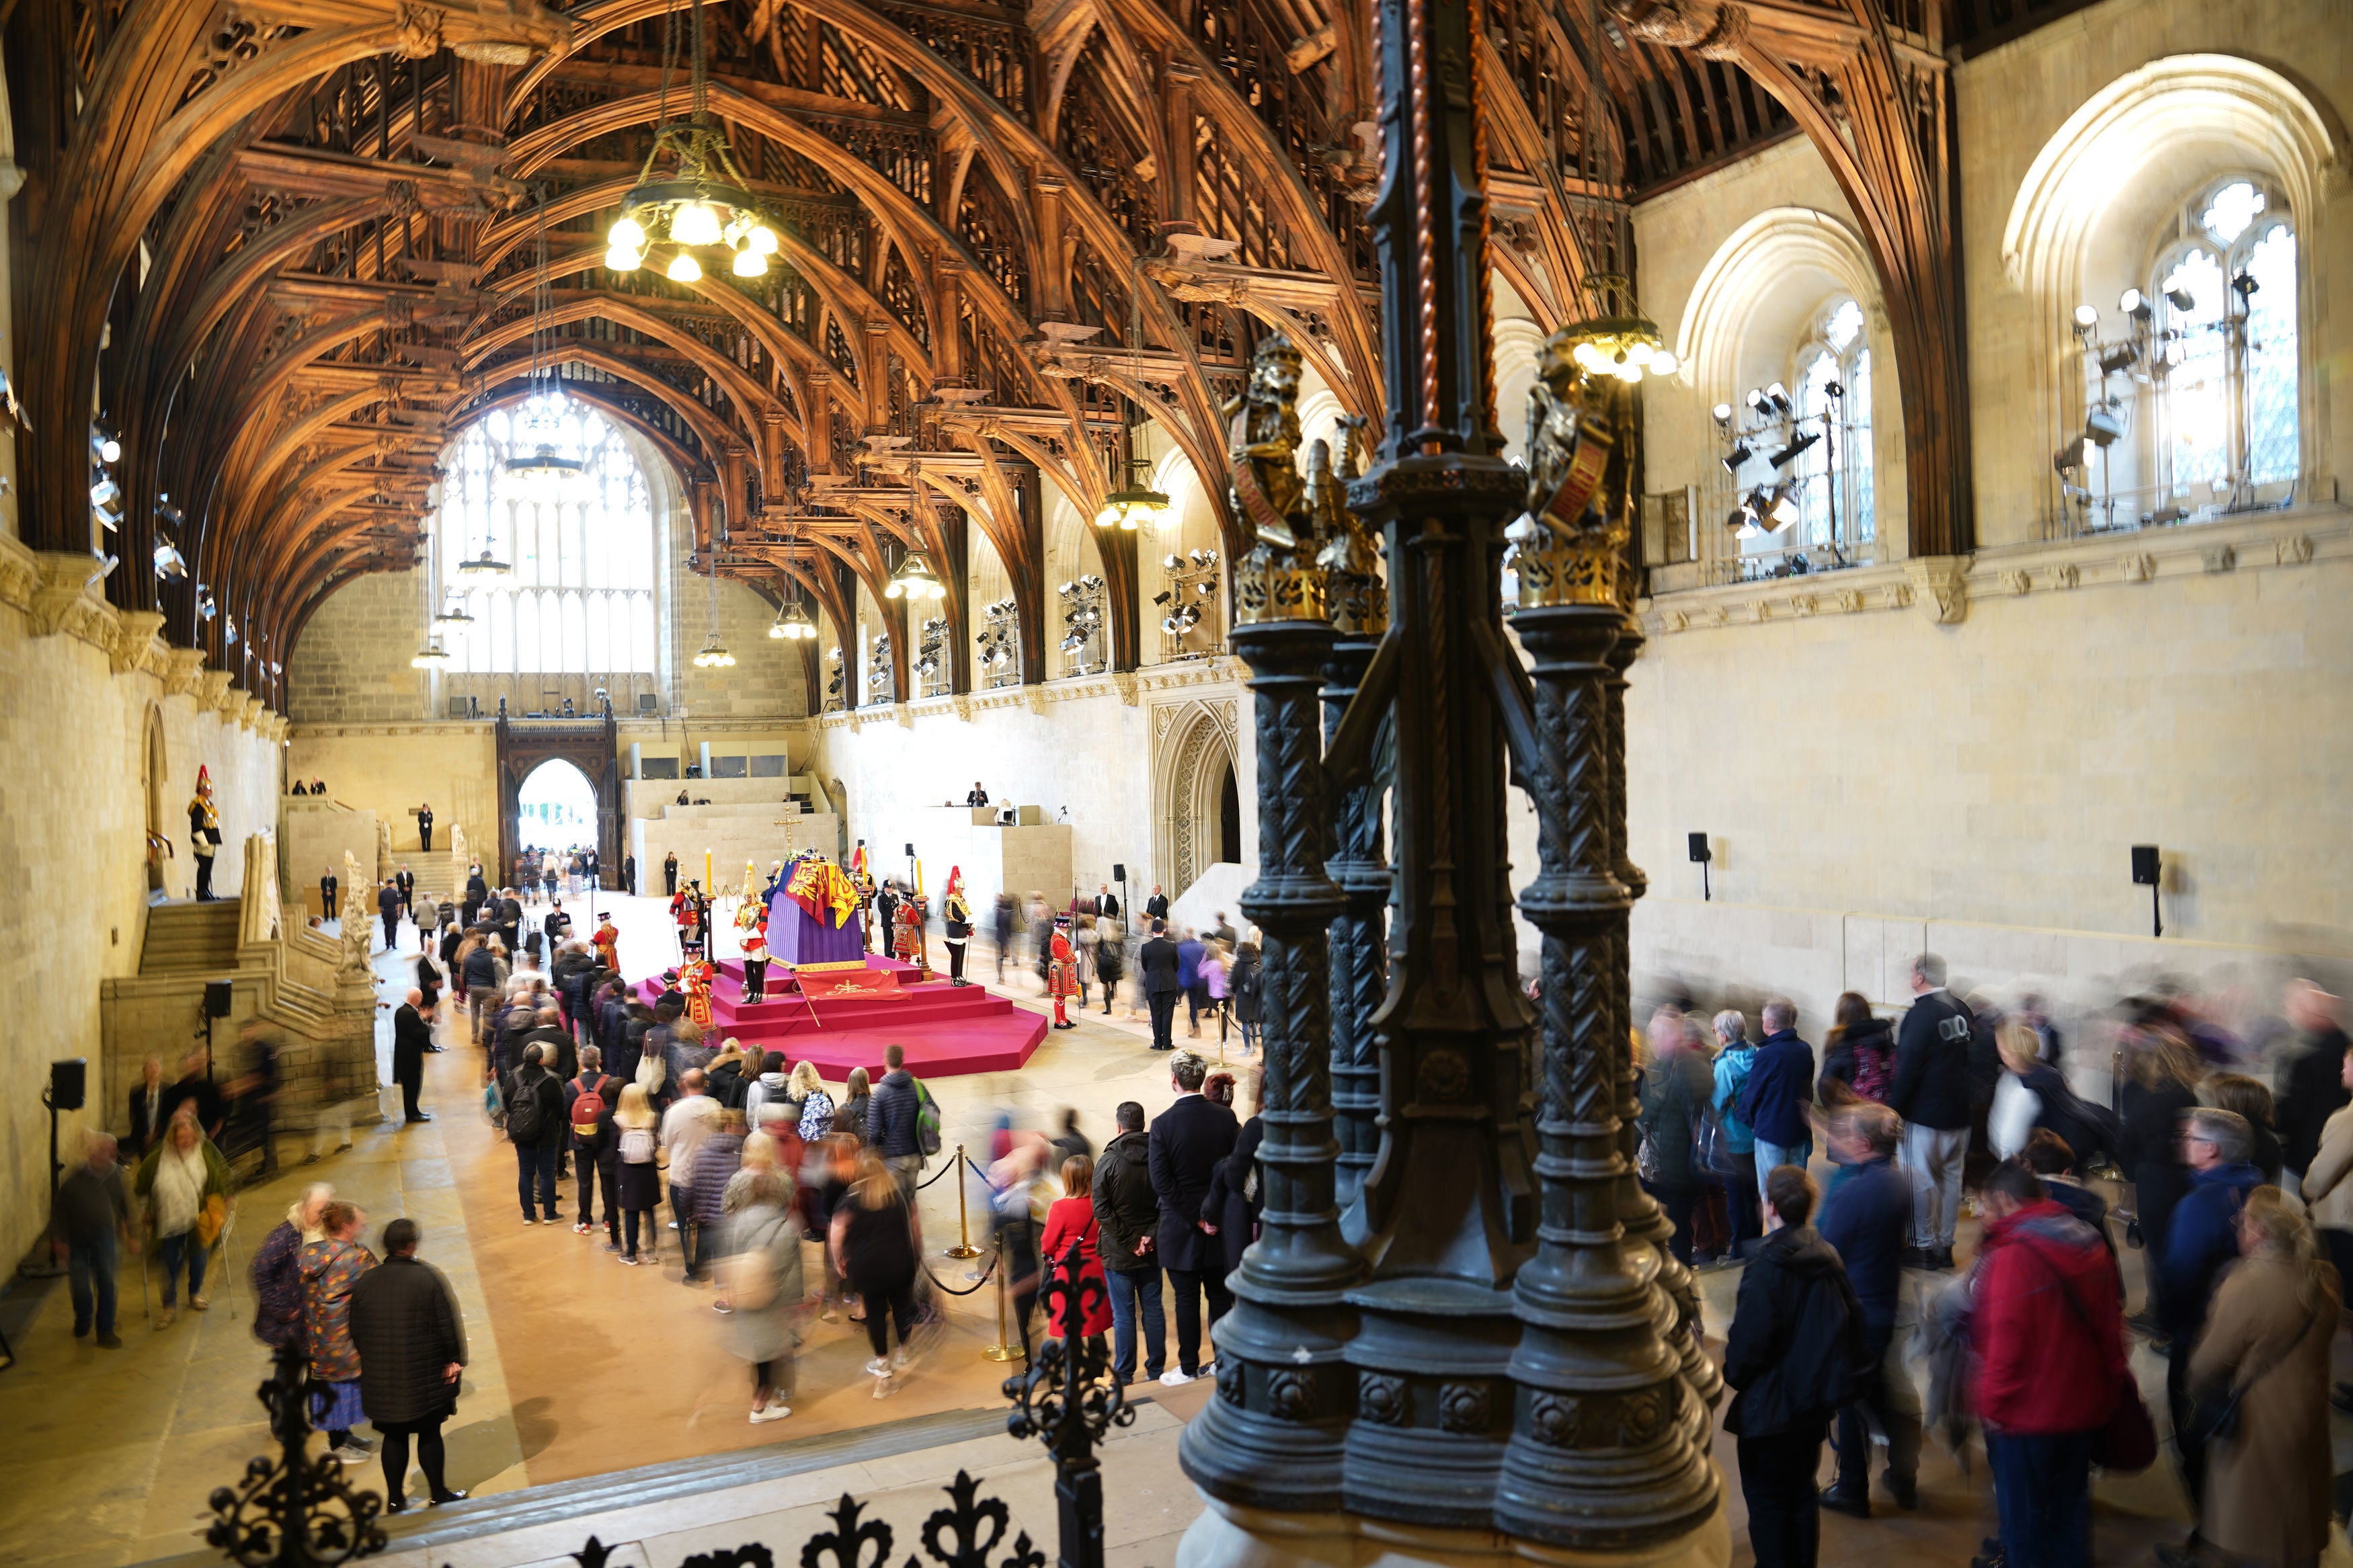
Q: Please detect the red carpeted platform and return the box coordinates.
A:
[637,956,1047,1079]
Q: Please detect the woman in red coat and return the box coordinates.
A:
[1039,1155,1115,1350]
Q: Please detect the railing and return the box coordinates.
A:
[2041,470,2298,541]
[202,1243,1122,1568]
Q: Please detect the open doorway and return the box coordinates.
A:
[1217,754,1242,866]
[517,759,598,852]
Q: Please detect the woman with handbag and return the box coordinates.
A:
[612,1083,664,1265]
[2182,1187,2339,1568]
[832,1149,924,1386]
[134,1110,231,1327]
[721,1166,805,1424]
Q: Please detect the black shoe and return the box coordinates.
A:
[73,1323,90,1338]
[1819,1487,1870,1520]
[405,1113,434,1123]
[428,1489,467,1506]
[1884,1473,1918,1510]
[386,1498,409,1514]
[1936,1245,1957,1270]
[1899,1245,1935,1270]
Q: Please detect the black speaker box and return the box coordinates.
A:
[1687,833,1711,864]
[1112,863,1127,883]
[204,980,234,1017]
[50,1058,86,1111]
[2131,845,2161,886]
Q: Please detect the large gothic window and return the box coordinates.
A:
[436,398,662,675]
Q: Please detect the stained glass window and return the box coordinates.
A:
[435,394,659,673]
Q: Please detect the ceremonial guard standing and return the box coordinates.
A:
[188,768,224,901]
[942,868,974,987]
[740,907,770,1003]
[1047,915,1079,1030]
[592,912,619,973]
[680,950,716,1030]
[672,884,706,958]
[417,801,434,853]
[891,887,926,977]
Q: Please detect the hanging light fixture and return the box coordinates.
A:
[434,597,475,628]
[885,550,947,601]
[691,544,734,667]
[1555,0,1676,386]
[602,0,781,281]
[1093,251,1172,530]
[458,544,512,580]
[770,595,817,639]
[502,188,588,505]
[409,639,452,669]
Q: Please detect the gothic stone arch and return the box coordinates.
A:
[1151,698,1242,903]
[494,713,622,889]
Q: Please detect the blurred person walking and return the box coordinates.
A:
[1637,1015,1715,1268]
[1722,1165,1866,1568]
[721,1167,805,1423]
[867,1044,928,1196]
[1889,953,1974,1269]
[1094,1100,1167,1385]
[1973,1159,2128,1568]
[2290,1046,2353,1409]
[1140,921,1183,1050]
[2120,1028,2202,1316]
[1094,917,1126,1018]
[2276,980,2349,1198]
[1738,999,1817,1194]
[52,1133,132,1348]
[693,1110,748,1293]
[2158,1108,2266,1560]
[1819,993,1897,1105]
[1230,940,1261,1051]
[300,1200,376,1467]
[348,1218,467,1511]
[1149,1051,1237,1383]
[1176,928,1205,1038]
[135,1110,231,1327]
[1710,1012,1762,1257]
[2206,1074,2282,1186]
[2022,1130,2114,1258]
[661,1069,725,1276]
[832,1149,924,1387]
[2182,1187,2339,1568]
[250,1184,333,1354]
[1816,1104,1920,1518]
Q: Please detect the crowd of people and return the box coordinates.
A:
[964,887,1263,1055]
[1655,958,2351,1568]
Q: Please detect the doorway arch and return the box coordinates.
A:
[1152,698,1242,901]
[517,760,600,851]
[495,711,621,886]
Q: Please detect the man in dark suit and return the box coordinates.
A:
[378,881,402,950]
[1094,883,1120,920]
[321,865,340,922]
[392,989,433,1123]
[394,864,415,920]
[461,863,488,929]
[497,889,524,964]
[1144,884,1170,921]
[1148,1050,1239,1383]
[127,1054,167,1154]
[417,801,434,852]
[1138,921,1183,1050]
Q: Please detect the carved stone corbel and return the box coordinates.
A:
[1111,670,1140,707]
[197,670,236,712]
[1904,556,1970,624]
[112,610,168,675]
[241,696,268,731]
[218,684,251,718]
[163,647,208,698]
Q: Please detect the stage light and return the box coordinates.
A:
[2164,276,2194,313]
[2085,407,2124,447]
[1712,403,1734,425]
[1720,443,1751,474]
[1765,487,1800,531]
[2073,304,2100,332]
[2230,271,2259,302]
[2098,343,2139,376]
[1769,433,1819,470]
[2053,436,2088,473]
[2120,288,2152,323]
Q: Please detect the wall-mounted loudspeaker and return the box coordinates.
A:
[49,1058,86,1112]
[1687,833,1711,863]
[1112,863,1126,883]
[2130,845,2161,886]
[204,981,234,1018]
[637,693,659,714]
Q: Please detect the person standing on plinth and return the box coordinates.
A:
[417,802,433,854]
[891,886,925,973]
[664,851,679,896]
[740,908,770,1003]
[1047,915,1080,1030]
[188,768,223,901]
[943,868,973,987]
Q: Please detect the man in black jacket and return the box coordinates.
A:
[461,863,488,928]
[1138,921,1183,1050]
[505,1043,566,1223]
[1144,884,1170,921]
[127,1054,167,1155]
[348,1218,467,1512]
[392,989,434,1124]
[496,889,524,966]
[320,865,340,923]
[1092,1101,1167,1385]
[1887,952,1973,1268]
[1723,1164,1866,1568]
[1815,1104,1919,1518]
[1148,1051,1238,1382]
[2280,979,2350,1188]
[377,881,402,951]
[394,863,415,920]
[868,1044,927,1196]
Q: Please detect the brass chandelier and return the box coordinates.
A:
[602,0,780,284]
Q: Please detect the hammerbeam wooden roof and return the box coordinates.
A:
[7,0,2089,705]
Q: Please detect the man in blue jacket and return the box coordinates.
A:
[1816,1103,1920,1518]
[2159,1106,2264,1543]
[1888,953,1975,1269]
[1710,1012,1761,1258]
[1736,998,1816,1194]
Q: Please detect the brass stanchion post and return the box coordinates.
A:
[980,1244,1021,1363]
[945,1145,982,1259]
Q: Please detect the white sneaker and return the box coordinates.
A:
[1159,1369,1195,1387]
[749,1404,793,1424]
[328,1444,372,1467]
[865,1356,892,1377]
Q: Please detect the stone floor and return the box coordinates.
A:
[5,889,2336,1568]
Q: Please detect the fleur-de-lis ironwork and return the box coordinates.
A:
[206,1341,387,1568]
[918,1471,1045,1568]
[1003,1239,1133,1568]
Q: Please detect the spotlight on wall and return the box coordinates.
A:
[153,541,187,580]
[1720,442,1751,474]
[1769,431,1820,470]
[2084,407,2124,448]
[2229,270,2260,303]
[2118,288,2153,325]
[2163,276,2195,313]
[1763,382,1792,417]
[2098,343,2139,376]
[2071,304,2100,334]
[1763,486,1800,532]
[2052,436,2089,474]
[1712,403,1734,427]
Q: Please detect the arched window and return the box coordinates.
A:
[437,396,662,675]
[1714,296,1874,579]
[2073,177,2298,525]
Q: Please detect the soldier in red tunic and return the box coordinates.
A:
[1047,915,1079,1030]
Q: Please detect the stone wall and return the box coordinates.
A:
[286,571,430,724]
[0,541,282,1272]
[284,724,499,862]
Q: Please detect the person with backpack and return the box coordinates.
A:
[611,1082,664,1265]
[868,1044,934,1198]
[504,1043,566,1225]
[1722,1164,1868,1568]
[1637,1018,1716,1268]
[1735,998,1817,1196]
[721,1166,805,1424]
[565,1048,616,1241]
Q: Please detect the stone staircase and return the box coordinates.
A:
[138,898,245,977]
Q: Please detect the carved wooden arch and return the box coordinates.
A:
[494,711,623,890]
